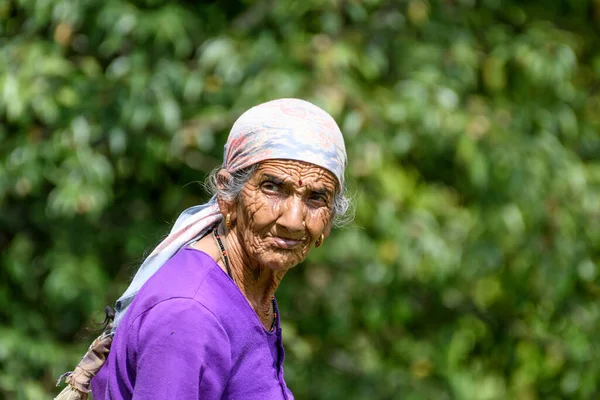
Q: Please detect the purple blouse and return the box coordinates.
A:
[91,247,294,399]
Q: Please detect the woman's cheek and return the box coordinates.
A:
[310,209,332,233]
[252,202,279,230]
[240,193,270,229]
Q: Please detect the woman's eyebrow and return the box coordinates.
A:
[309,187,334,198]
[260,174,285,184]
[261,173,334,196]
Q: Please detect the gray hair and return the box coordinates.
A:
[205,164,353,227]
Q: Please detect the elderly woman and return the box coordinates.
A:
[55,98,349,400]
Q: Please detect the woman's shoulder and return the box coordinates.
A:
[117,247,260,344]
[122,248,227,324]
[148,247,218,294]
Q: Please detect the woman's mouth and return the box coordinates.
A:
[272,236,303,249]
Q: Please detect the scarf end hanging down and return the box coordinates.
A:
[54,307,115,400]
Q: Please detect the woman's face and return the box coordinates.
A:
[232,159,337,271]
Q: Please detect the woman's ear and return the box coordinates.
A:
[216,170,232,192]
[216,170,236,228]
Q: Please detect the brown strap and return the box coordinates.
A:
[69,329,113,391]
[56,321,113,393]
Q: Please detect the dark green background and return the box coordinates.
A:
[1,0,600,398]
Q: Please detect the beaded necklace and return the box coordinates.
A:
[212,227,277,333]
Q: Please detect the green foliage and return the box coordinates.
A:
[1,0,600,398]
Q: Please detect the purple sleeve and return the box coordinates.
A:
[130,298,232,400]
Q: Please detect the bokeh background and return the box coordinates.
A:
[2,0,600,399]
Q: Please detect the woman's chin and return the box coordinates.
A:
[255,250,306,271]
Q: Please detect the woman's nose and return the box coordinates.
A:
[277,196,306,232]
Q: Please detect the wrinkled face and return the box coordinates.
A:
[232,160,337,271]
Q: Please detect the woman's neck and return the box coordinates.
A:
[222,226,287,323]
[193,225,286,328]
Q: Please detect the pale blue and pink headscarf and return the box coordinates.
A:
[114,98,347,327]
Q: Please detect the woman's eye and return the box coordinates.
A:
[262,182,280,192]
[309,194,328,205]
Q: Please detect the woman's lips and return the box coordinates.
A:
[272,236,303,249]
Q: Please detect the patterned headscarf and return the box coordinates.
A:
[113,98,347,326]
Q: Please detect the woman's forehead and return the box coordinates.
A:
[254,160,337,186]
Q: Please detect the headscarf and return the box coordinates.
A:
[55,98,347,399]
